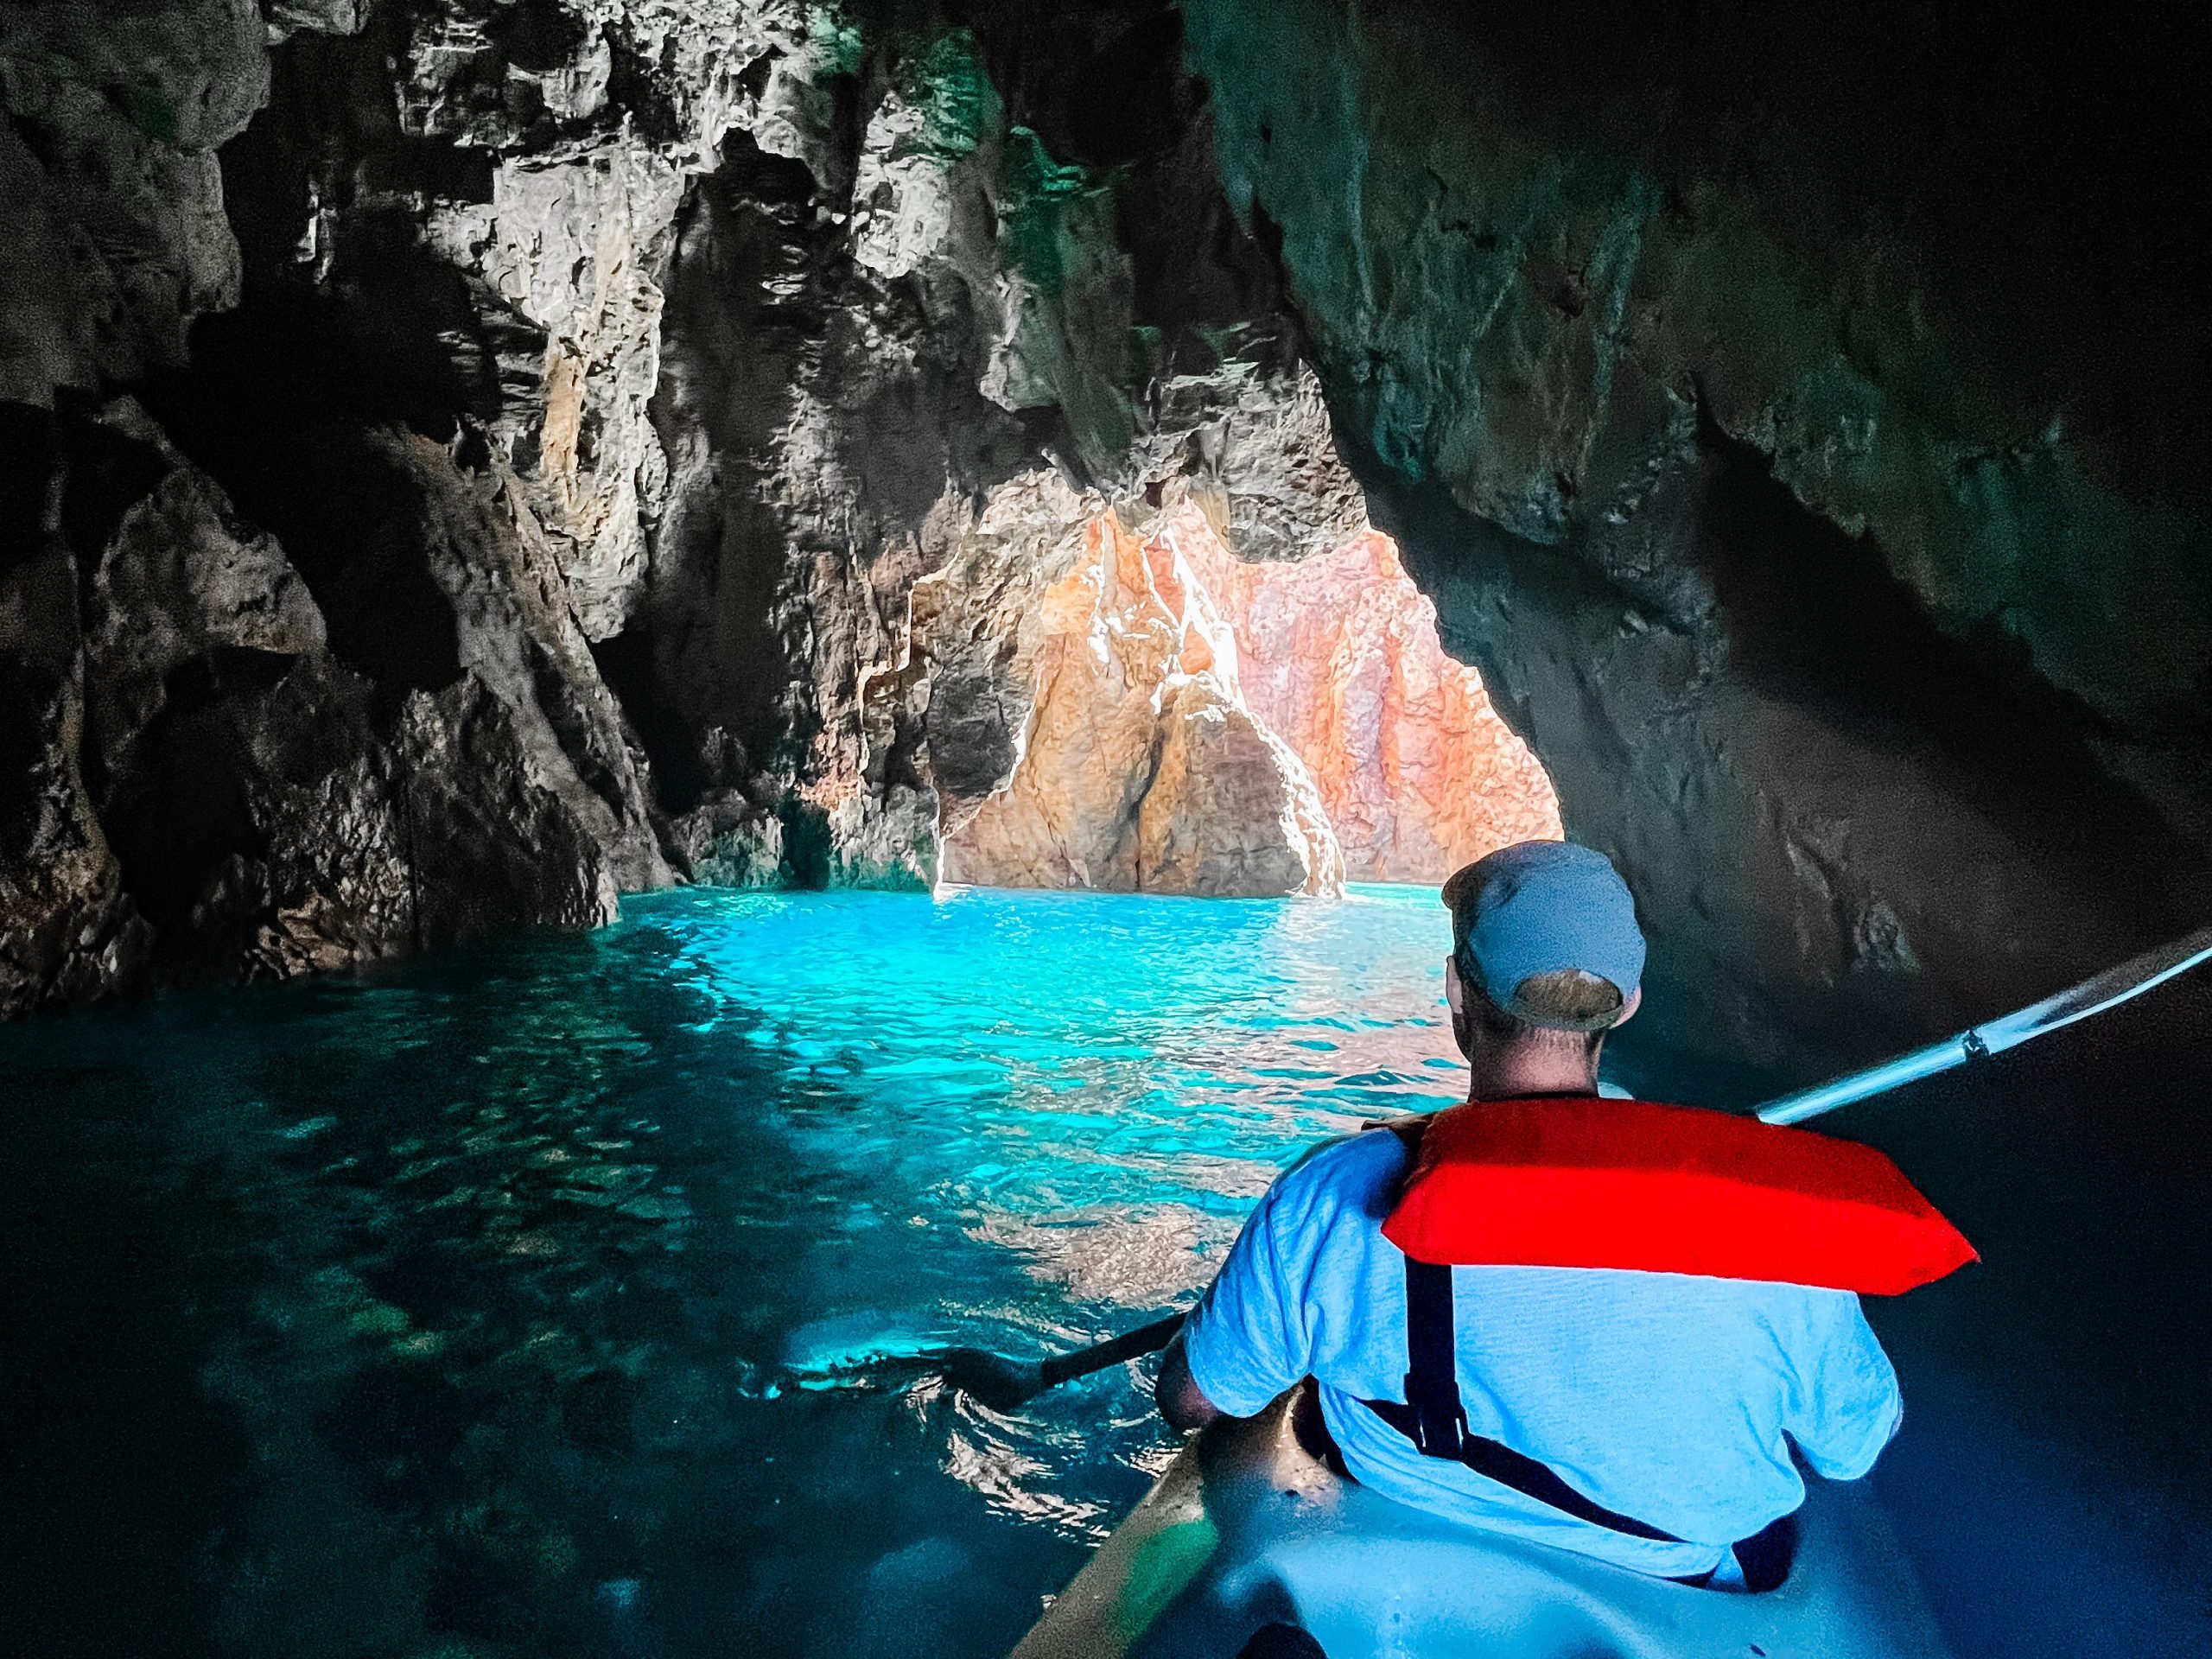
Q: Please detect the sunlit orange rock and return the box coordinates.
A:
[1168,514,1560,882]
[940,510,1344,897]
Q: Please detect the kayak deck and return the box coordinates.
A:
[1014,1389,1950,1659]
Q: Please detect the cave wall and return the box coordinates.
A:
[629,5,1360,893]
[925,478,1345,897]
[1178,524,1561,881]
[1,0,1347,1011]
[1179,0,2212,1079]
[2,0,686,1014]
[7,0,2209,1065]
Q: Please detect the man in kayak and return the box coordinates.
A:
[1154,840,1903,1592]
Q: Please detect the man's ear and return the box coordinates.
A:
[1444,958,1473,1059]
[1613,985,1643,1026]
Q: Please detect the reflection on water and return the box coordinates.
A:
[0,885,1465,1659]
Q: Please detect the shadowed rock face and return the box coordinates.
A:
[1,392,662,1015]
[1179,0,2212,1080]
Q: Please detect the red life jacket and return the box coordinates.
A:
[1381,1096,1976,1295]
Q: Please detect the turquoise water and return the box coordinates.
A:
[0,884,1470,1659]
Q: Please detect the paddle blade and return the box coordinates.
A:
[934,1347,1048,1411]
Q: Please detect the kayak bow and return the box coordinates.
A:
[1010,1388,1951,1659]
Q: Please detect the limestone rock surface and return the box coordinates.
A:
[0,527,153,1017]
[2,395,667,1008]
[619,12,1337,895]
[1136,675,1343,898]
[938,499,1341,898]
[1178,524,1561,881]
[0,0,272,402]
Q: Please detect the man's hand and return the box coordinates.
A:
[1154,1331,1225,1433]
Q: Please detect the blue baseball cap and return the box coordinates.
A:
[1442,841,1645,1031]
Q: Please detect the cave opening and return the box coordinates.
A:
[929,491,1561,899]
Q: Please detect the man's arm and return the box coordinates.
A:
[1793,1294,1904,1479]
[1155,1175,1313,1430]
[1154,1330,1223,1433]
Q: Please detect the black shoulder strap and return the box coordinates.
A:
[1399,1258,1470,1454]
[1363,1256,1687,1544]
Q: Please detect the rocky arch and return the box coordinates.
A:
[2,0,2206,1082]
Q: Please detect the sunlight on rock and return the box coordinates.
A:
[1169,511,1562,881]
[938,503,1344,897]
[937,491,1557,895]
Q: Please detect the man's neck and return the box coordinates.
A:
[1465,1052,1599,1103]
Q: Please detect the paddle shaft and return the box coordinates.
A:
[1038,1312,1188,1387]
[1756,922,2212,1125]
[1015,922,2212,1393]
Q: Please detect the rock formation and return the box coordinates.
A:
[3,0,2210,1083]
[1177,523,1561,881]
[627,26,1355,897]
[925,484,1554,895]
[931,484,1341,896]
[2,391,665,1015]
[1179,0,2212,1079]
[3,0,696,1011]
[0,0,1338,1004]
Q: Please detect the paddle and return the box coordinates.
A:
[1754,923,2212,1124]
[933,1313,1192,1411]
[931,923,2212,1408]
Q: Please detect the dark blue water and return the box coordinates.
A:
[0,885,1470,1659]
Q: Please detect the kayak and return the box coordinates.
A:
[1013,1388,1952,1659]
